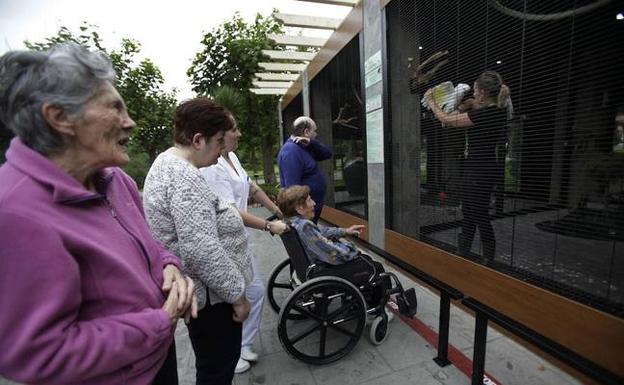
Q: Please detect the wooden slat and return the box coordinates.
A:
[252,81,292,89]
[275,13,342,30]
[261,50,316,61]
[379,0,392,8]
[296,0,358,6]
[255,72,300,81]
[383,229,624,379]
[268,34,327,47]
[249,88,286,95]
[258,62,307,72]
[282,0,363,108]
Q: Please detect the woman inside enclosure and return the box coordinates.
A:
[0,43,196,385]
[424,70,510,263]
[142,97,253,385]
[200,117,288,373]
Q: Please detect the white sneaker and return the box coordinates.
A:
[235,358,250,374]
[240,346,259,362]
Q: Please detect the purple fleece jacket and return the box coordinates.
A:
[0,138,181,385]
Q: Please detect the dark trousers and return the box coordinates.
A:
[311,256,390,307]
[459,179,495,259]
[152,342,178,385]
[187,302,242,385]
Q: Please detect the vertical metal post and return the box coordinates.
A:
[471,310,488,385]
[433,292,451,366]
[302,68,310,117]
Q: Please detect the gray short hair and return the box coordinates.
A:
[0,43,116,155]
[292,116,314,136]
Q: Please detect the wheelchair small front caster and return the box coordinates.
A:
[369,314,389,345]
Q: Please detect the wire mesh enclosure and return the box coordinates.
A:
[310,34,367,219]
[385,0,624,316]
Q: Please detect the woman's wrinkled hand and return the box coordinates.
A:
[162,282,183,326]
[268,220,289,235]
[232,297,251,323]
[345,224,365,237]
[162,265,194,313]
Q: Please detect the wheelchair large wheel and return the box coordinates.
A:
[267,258,300,316]
[278,276,367,365]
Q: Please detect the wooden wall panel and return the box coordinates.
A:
[384,229,624,379]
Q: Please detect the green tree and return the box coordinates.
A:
[188,12,285,184]
[23,23,177,187]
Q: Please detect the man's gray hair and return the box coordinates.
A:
[0,43,116,155]
[292,116,315,136]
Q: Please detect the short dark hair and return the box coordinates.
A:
[277,185,310,217]
[173,97,233,146]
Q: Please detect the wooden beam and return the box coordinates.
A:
[258,62,307,72]
[295,0,358,6]
[250,88,286,95]
[255,72,300,81]
[261,50,315,61]
[252,81,292,89]
[275,13,342,30]
[268,34,327,47]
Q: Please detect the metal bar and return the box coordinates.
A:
[471,310,488,385]
[434,292,452,367]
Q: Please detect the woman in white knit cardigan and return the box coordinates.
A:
[143,97,251,385]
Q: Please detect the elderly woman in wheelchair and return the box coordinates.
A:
[268,185,417,364]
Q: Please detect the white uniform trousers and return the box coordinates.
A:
[242,256,264,348]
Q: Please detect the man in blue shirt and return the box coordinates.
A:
[278,116,332,223]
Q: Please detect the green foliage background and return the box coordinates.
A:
[4,23,177,187]
[188,12,284,185]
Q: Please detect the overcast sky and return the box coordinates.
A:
[0,0,350,100]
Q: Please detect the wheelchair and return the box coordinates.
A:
[266,224,418,365]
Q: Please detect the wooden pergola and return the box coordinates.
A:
[250,0,358,96]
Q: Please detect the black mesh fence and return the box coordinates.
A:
[386,0,624,316]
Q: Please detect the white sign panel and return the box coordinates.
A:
[366,108,384,163]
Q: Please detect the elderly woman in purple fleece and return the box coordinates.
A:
[0,43,196,385]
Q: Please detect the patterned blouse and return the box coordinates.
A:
[290,216,359,265]
[143,149,253,309]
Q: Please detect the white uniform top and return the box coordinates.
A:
[201,152,250,212]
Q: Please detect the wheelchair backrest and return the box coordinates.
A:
[279,227,312,282]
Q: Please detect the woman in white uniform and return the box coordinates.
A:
[201,120,287,374]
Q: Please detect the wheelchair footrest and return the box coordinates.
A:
[397,288,418,318]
